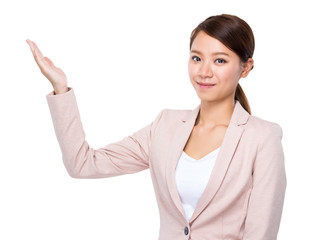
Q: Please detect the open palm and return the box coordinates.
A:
[26,39,68,91]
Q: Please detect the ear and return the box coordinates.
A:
[240,58,254,78]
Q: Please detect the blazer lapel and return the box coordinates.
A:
[165,104,201,219]
[165,100,250,222]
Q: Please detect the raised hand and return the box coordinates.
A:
[26,39,68,94]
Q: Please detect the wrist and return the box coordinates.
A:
[53,86,68,95]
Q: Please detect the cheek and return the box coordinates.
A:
[216,64,241,83]
[188,62,198,79]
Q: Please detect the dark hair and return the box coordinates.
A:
[190,14,255,114]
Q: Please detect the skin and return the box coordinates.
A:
[26,39,68,94]
[26,33,254,160]
[183,31,254,160]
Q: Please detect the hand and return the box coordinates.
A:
[26,39,68,93]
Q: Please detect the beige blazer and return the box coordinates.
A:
[46,87,286,240]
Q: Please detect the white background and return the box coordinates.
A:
[0,0,324,239]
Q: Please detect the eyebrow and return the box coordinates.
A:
[190,50,229,56]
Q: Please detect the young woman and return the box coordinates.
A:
[27,14,286,240]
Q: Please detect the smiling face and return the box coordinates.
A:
[188,31,251,104]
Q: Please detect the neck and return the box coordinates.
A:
[196,99,236,128]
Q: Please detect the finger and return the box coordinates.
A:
[26,40,52,73]
[34,55,46,71]
[32,42,44,59]
[26,39,41,64]
[29,41,48,68]
[26,39,36,57]
[26,39,33,51]
[28,40,44,60]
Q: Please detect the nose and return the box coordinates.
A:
[198,61,213,79]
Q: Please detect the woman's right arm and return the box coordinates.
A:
[27,40,164,178]
[46,87,164,178]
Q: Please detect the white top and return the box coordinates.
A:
[175,147,220,222]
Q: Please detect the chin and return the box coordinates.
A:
[196,94,218,103]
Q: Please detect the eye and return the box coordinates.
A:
[191,56,201,62]
[215,58,226,64]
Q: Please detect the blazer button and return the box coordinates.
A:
[184,226,189,235]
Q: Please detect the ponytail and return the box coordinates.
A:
[235,83,251,115]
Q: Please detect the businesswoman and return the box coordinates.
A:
[27,14,286,240]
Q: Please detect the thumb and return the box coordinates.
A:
[43,57,54,67]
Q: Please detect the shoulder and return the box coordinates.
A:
[149,107,191,128]
[247,114,281,129]
[146,107,192,140]
[160,108,191,120]
[246,114,283,141]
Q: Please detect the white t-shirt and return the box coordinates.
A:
[175,147,220,222]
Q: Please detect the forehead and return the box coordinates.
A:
[191,31,234,56]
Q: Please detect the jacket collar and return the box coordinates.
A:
[181,100,250,126]
[166,100,250,223]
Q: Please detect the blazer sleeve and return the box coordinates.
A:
[46,87,164,179]
[243,123,287,240]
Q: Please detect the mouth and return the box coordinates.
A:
[196,81,216,89]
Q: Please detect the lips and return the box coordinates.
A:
[197,82,215,86]
[199,83,215,86]
[196,81,216,89]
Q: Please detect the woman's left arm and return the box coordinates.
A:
[243,123,287,240]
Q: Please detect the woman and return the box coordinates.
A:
[27,14,286,240]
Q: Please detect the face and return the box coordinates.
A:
[188,31,251,104]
